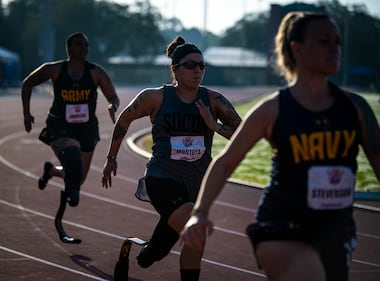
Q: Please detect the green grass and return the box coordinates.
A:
[143,92,380,192]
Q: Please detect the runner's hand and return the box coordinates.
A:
[108,104,117,124]
[181,214,214,251]
[23,113,34,132]
[102,160,117,188]
[195,100,217,131]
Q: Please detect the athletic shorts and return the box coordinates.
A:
[39,115,100,152]
[145,176,191,219]
[246,219,356,281]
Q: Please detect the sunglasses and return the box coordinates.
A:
[175,60,206,70]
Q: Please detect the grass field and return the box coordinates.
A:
[143,92,380,192]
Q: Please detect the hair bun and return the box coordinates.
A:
[166,36,186,58]
[175,36,185,45]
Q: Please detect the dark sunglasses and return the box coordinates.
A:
[175,60,206,70]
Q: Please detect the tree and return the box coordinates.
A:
[320,0,380,88]
[121,0,164,60]
[219,0,380,89]
[2,0,165,77]
[220,12,269,54]
[2,0,379,88]
[4,0,41,76]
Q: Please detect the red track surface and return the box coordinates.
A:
[1,86,379,281]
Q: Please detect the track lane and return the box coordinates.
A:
[1,87,379,281]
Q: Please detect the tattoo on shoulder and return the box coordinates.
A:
[217,96,241,125]
[216,94,238,113]
[125,92,150,117]
[215,94,228,105]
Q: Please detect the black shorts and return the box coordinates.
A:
[246,219,356,281]
[145,176,191,219]
[39,115,100,152]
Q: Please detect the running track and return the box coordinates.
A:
[1,86,379,281]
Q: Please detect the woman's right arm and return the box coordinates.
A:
[102,88,162,188]
[21,63,59,132]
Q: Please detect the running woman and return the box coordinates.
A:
[22,32,120,243]
[181,12,380,281]
[102,36,241,281]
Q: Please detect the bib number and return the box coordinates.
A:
[65,104,89,123]
[170,136,206,162]
[307,166,355,210]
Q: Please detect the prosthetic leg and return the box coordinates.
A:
[54,190,81,244]
[114,237,147,281]
[54,146,83,244]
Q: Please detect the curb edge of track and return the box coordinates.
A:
[126,128,380,214]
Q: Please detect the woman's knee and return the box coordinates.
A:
[168,202,194,233]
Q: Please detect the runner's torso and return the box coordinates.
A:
[50,60,98,124]
[147,85,214,180]
[258,82,360,222]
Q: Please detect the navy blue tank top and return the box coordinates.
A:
[257,82,360,222]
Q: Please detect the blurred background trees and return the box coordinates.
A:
[0,0,379,90]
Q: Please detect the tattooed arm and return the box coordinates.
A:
[205,90,242,139]
[351,93,380,184]
[102,88,162,188]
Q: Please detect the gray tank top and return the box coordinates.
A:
[146,84,214,194]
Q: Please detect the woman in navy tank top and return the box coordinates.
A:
[182,12,380,281]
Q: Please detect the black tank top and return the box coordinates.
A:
[257,82,360,222]
[49,60,98,124]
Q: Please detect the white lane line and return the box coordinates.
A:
[0,132,254,229]
[0,246,107,280]
[0,199,266,277]
[1,130,256,214]
[352,258,380,268]
[90,165,257,213]
[356,232,380,240]
[1,131,380,240]
[2,197,380,272]
[1,131,380,272]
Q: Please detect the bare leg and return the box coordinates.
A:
[80,151,94,184]
[168,203,204,269]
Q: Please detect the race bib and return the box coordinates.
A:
[170,136,206,162]
[307,166,355,210]
[65,104,89,123]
